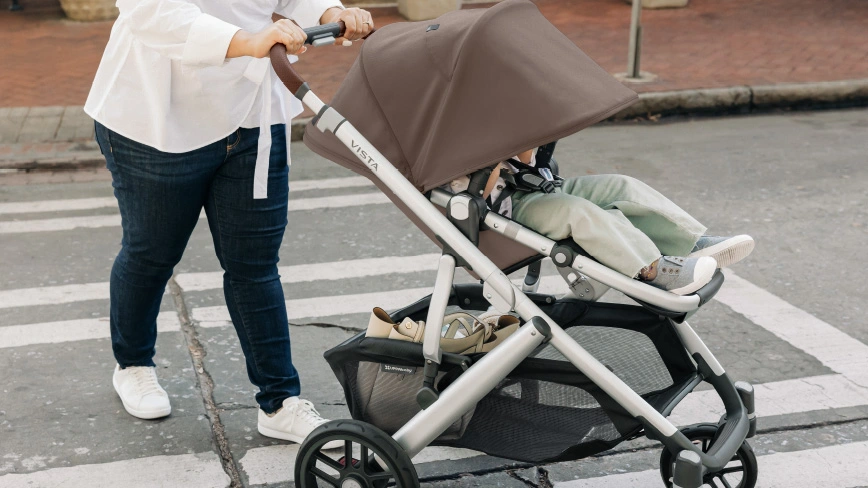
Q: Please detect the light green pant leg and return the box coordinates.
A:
[560,175,707,256]
[512,190,661,277]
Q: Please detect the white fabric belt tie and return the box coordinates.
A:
[254,77,272,199]
[245,57,273,200]
[241,57,273,200]
[243,55,298,200]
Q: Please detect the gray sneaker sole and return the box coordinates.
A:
[689,235,755,268]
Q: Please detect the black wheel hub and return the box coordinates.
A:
[295,419,419,488]
[659,423,758,488]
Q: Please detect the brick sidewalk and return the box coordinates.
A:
[1,0,867,111]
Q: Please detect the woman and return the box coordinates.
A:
[85,0,373,446]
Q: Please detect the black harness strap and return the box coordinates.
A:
[465,166,493,198]
[466,143,564,214]
[535,141,557,169]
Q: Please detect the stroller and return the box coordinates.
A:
[272,1,758,486]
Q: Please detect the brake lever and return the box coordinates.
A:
[310,36,336,47]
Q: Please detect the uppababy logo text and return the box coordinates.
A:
[380,364,417,375]
[351,140,377,171]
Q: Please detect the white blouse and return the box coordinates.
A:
[85,0,343,198]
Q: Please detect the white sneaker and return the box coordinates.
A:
[112,364,171,420]
[258,397,341,449]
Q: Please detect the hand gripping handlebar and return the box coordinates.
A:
[269,21,373,96]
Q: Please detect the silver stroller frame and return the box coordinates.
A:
[271,28,755,487]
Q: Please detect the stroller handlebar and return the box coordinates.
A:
[302,21,346,45]
[270,21,374,97]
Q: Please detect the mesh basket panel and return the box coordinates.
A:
[453,378,624,461]
[341,360,473,439]
[324,299,698,463]
[533,325,674,396]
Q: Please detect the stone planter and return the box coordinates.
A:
[59,0,118,21]
[398,0,461,21]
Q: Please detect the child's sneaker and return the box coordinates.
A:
[689,235,754,268]
[645,256,717,295]
[258,397,341,449]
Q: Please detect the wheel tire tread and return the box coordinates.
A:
[658,424,758,488]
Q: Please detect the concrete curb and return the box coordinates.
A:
[611,78,868,120]
[2,78,866,171]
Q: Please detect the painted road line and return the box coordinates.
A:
[0,253,440,309]
[668,373,868,426]
[290,176,372,192]
[0,312,180,349]
[0,192,390,234]
[0,281,109,309]
[716,270,868,381]
[239,443,481,486]
[0,452,229,488]
[176,254,439,292]
[554,439,868,488]
[192,286,434,327]
[0,177,373,215]
[191,275,568,327]
[285,192,388,211]
[0,196,117,214]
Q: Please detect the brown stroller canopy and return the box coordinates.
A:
[304,0,638,192]
[304,0,638,271]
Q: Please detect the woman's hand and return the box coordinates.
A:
[227,19,308,59]
[320,7,374,44]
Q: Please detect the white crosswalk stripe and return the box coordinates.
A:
[554,439,868,488]
[174,253,439,292]
[717,270,868,382]
[0,253,439,309]
[0,452,230,488]
[0,196,117,214]
[0,192,390,234]
[192,286,434,327]
[0,176,372,215]
[0,312,180,349]
[238,444,481,486]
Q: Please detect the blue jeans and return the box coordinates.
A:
[95,122,298,413]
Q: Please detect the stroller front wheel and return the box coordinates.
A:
[295,419,419,488]
[659,423,758,488]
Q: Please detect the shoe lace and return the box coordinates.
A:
[128,367,164,397]
[295,400,328,427]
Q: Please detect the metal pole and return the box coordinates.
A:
[626,0,642,78]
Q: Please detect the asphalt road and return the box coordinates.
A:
[1,108,867,487]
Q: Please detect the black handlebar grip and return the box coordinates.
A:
[302,22,345,44]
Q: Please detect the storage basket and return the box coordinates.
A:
[324,294,699,463]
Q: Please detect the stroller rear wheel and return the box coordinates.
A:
[659,423,757,488]
[295,419,419,488]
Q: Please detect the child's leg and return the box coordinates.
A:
[512,191,661,278]
[559,175,706,257]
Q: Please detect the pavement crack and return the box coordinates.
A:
[169,277,243,488]
[216,402,258,411]
[418,462,534,484]
[537,467,554,488]
[288,321,361,334]
[506,468,539,487]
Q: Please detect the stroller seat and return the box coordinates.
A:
[427,187,724,320]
